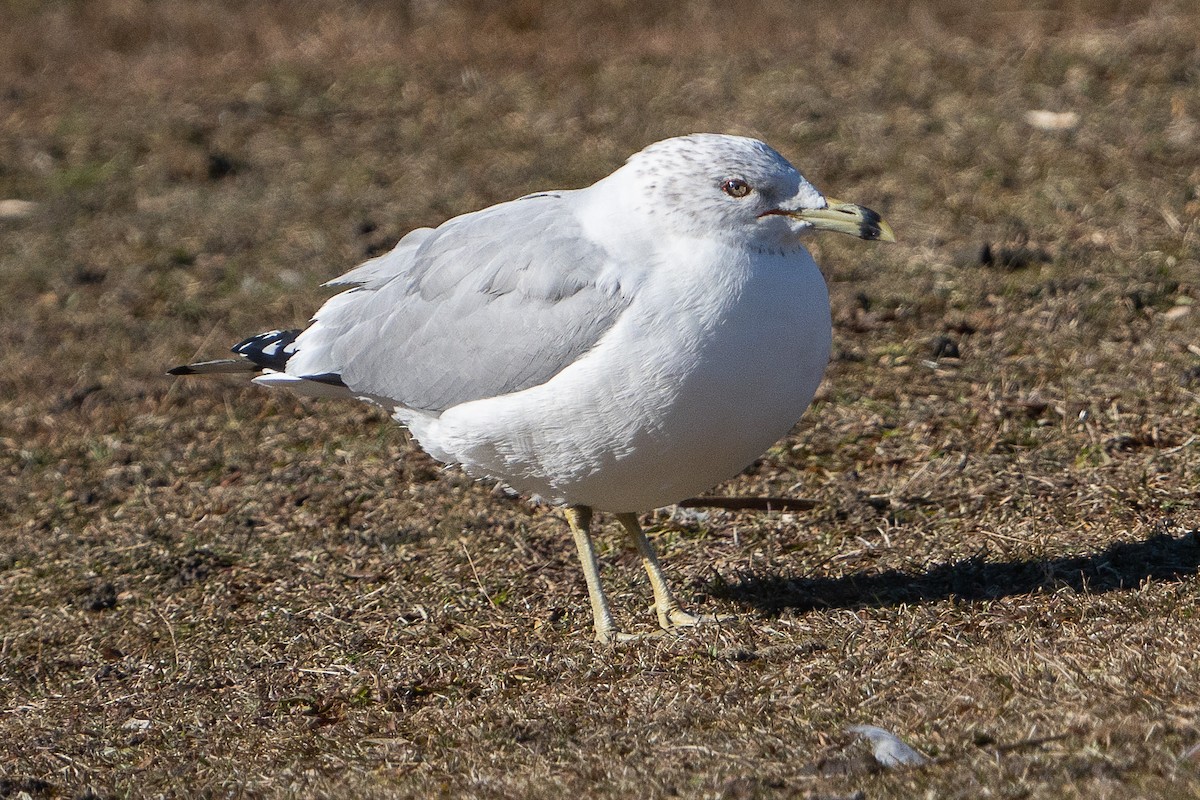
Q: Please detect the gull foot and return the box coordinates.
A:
[595,629,666,644]
[657,608,735,631]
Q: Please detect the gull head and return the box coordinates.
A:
[618,133,894,247]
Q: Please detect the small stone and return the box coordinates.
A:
[847,724,929,768]
[0,199,37,220]
[1025,109,1080,131]
[1163,305,1191,321]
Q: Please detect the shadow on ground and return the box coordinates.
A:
[717,529,1200,615]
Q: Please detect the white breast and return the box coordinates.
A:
[404,236,831,512]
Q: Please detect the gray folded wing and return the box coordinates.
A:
[290,192,632,413]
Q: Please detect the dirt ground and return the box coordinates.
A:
[2,1,1200,797]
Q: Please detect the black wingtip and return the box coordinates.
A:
[232,329,303,371]
[167,365,194,376]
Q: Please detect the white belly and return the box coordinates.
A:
[404,243,831,512]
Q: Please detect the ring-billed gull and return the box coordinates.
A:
[170,133,893,642]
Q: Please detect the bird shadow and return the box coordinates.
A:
[712,528,1200,615]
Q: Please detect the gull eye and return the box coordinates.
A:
[721,178,752,198]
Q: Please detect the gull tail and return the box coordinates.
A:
[169,329,351,399]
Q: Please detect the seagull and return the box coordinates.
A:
[170,133,893,642]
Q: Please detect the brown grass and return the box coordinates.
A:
[2,1,1200,797]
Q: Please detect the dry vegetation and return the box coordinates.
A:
[2,1,1200,797]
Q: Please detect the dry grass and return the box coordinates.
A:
[2,1,1200,797]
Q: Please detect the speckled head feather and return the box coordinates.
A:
[617,133,827,242]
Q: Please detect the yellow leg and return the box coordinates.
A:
[615,512,729,631]
[566,505,619,643]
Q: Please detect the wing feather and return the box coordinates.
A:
[287,192,631,412]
